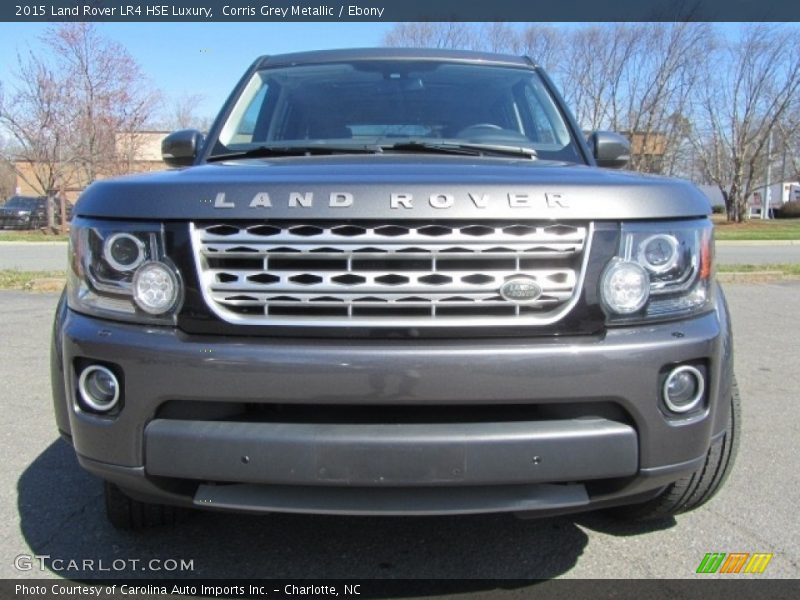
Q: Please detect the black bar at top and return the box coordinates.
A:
[2,0,799,22]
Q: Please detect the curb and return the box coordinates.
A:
[0,241,68,246]
[717,271,790,283]
[716,240,800,246]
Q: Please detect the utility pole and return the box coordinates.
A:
[780,139,787,208]
[763,130,772,220]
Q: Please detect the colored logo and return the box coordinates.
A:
[696,553,773,574]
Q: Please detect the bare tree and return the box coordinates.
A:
[0,55,75,201]
[49,23,161,180]
[478,23,565,73]
[559,24,643,133]
[518,25,563,74]
[383,23,478,50]
[775,112,800,184]
[0,135,16,201]
[692,25,800,221]
[479,23,521,54]
[661,111,696,177]
[557,23,711,174]
[168,92,212,131]
[385,22,564,72]
[621,23,712,173]
[0,23,161,205]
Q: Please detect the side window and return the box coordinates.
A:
[523,85,558,145]
[218,75,270,147]
[513,77,582,162]
[237,84,268,137]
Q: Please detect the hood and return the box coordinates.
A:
[75,155,711,221]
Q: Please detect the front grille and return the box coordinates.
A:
[190,221,592,327]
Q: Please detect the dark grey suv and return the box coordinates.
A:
[51,48,738,530]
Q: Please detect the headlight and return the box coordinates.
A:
[67,219,182,324]
[132,261,180,314]
[601,219,713,322]
[103,232,146,272]
[600,259,649,314]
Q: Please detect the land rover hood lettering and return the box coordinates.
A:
[210,191,569,210]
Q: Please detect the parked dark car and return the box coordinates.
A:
[0,195,72,229]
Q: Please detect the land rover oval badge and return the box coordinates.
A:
[500,278,543,303]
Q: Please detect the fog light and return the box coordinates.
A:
[78,365,120,412]
[663,365,704,413]
[133,261,179,314]
[601,259,649,314]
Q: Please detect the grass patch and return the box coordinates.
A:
[0,270,66,290]
[718,263,800,276]
[0,230,69,242]
[713,217,800,241]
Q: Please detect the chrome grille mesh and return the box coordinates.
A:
[190,221,592,327]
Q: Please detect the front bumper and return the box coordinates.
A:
[54,293,733,516]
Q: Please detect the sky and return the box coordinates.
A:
[0,22,395,122]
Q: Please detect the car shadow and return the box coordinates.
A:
[17,439,674,591]
[575,512,676,536]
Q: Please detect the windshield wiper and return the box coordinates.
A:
[387,141,537,159]
[207,141,537,162]
[207,144,383,162]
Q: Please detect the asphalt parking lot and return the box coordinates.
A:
[0,282,797,583]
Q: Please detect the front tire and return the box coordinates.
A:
[104,482,184,530]
[613,379,740,521]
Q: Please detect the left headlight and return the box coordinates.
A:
[67,219,183,324]
[601,219,713,322]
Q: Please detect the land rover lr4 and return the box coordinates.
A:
[51,49,738,530]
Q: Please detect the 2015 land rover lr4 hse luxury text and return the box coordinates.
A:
[51,49,738,530]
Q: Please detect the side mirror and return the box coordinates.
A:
[161,129,205,167]
[588,131,630,169]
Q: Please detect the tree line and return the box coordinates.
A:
[385,23,800,221]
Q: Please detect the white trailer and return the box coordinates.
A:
[747,181,800,217]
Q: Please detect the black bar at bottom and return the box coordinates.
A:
[3,579,797,599]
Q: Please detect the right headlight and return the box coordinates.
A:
[600,219,713,322]
[67,218,183,324]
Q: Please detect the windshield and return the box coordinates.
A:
[209,60,584,163]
